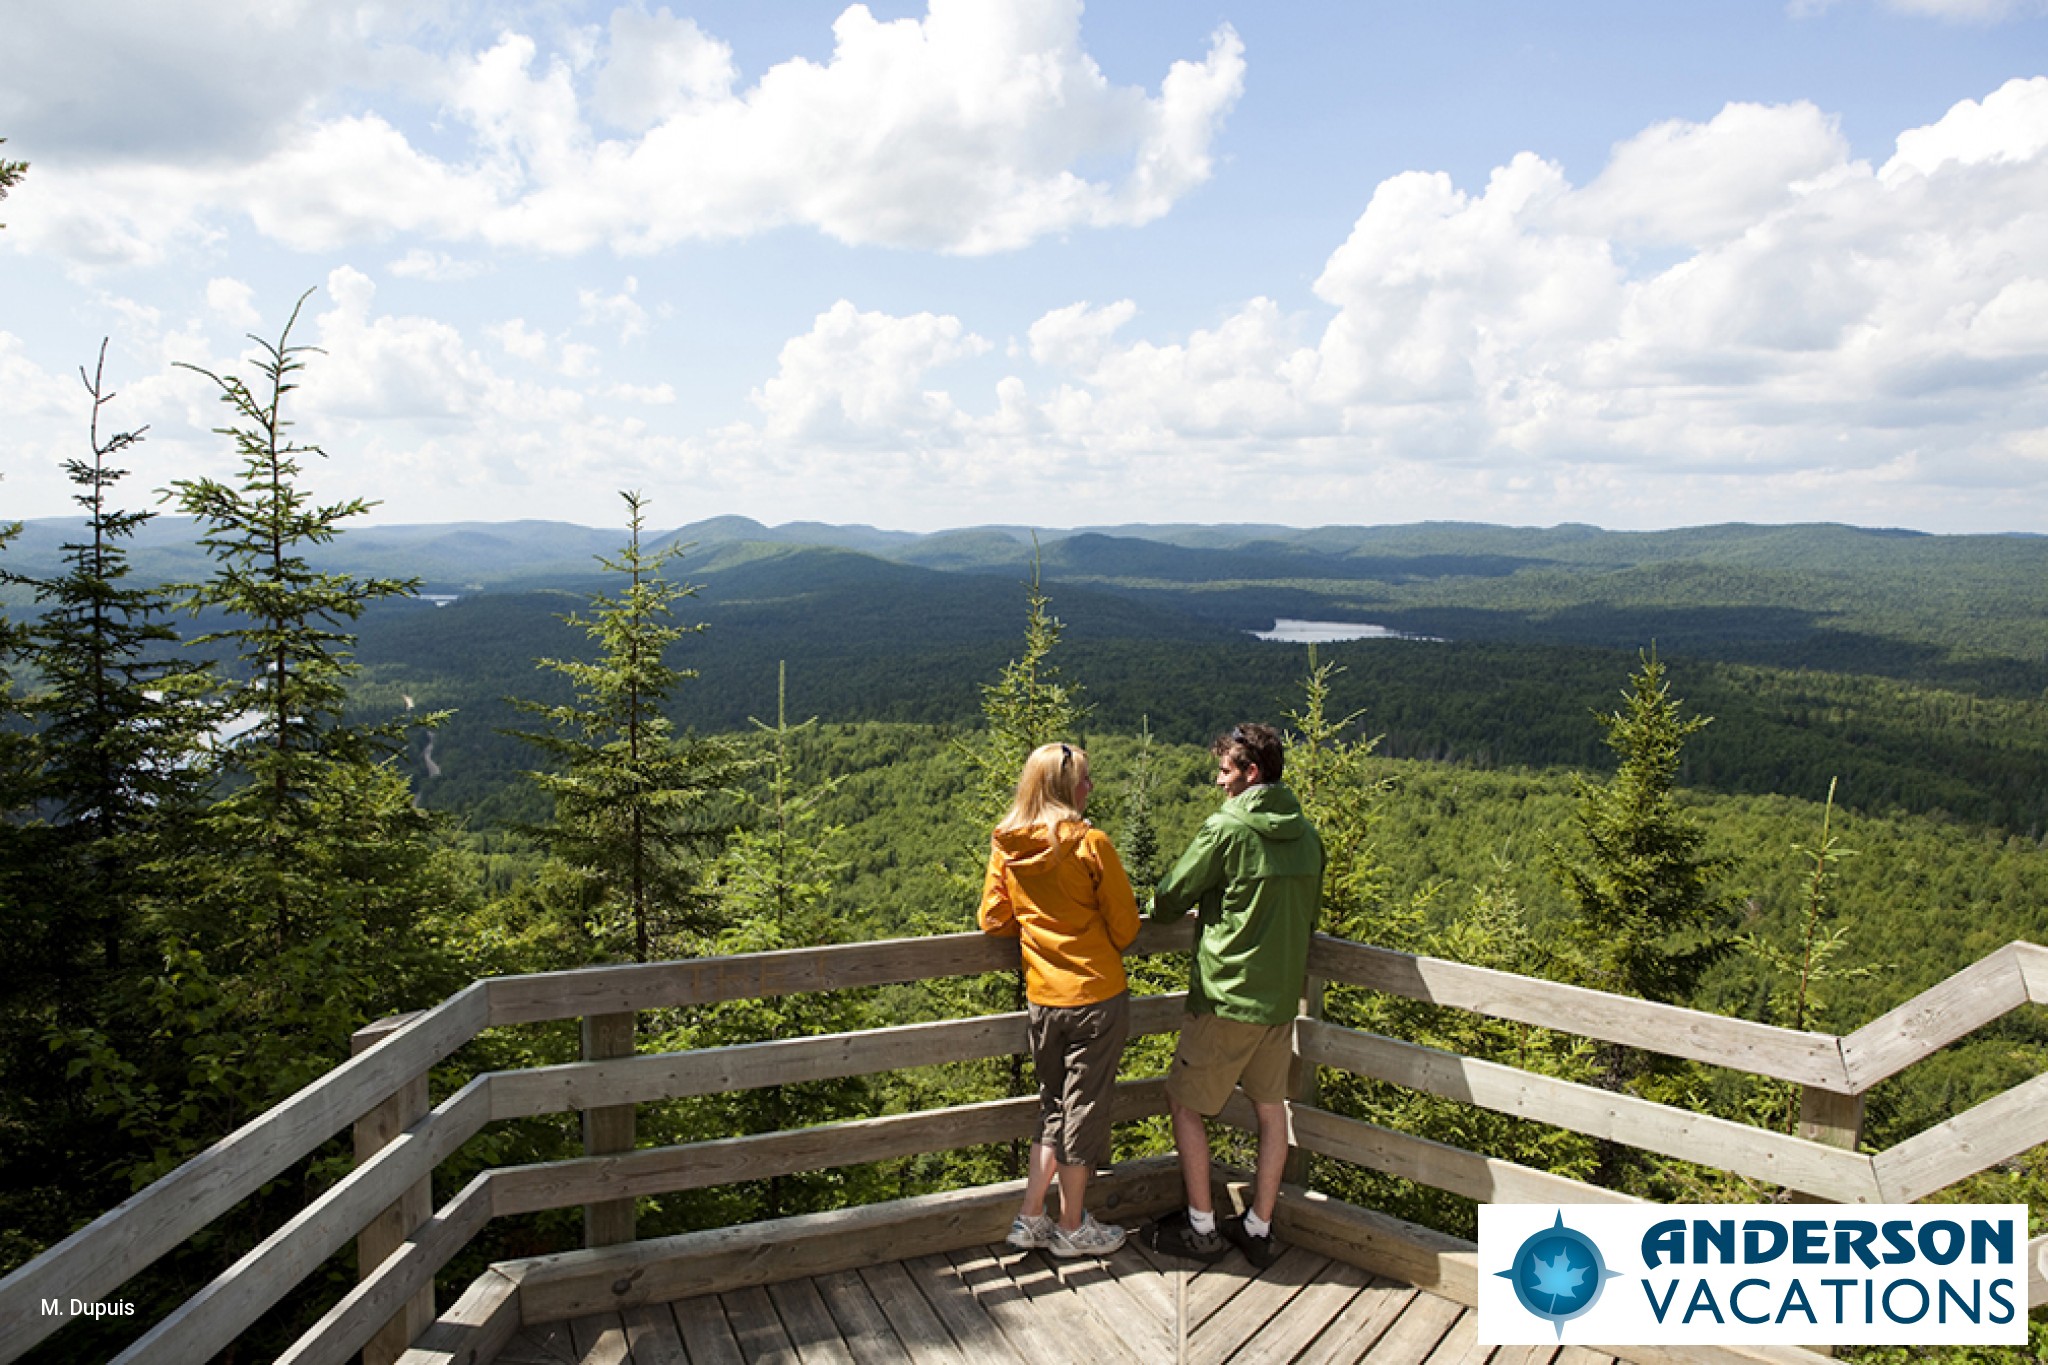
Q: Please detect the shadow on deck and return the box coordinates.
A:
[407,1160,1821,1365]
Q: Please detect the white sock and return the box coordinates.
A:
[1188,1207,1217,1235]
[1244,1210,1271,1239]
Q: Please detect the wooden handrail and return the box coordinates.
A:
[2,926,2042,1364]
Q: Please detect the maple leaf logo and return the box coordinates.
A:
[1527,1248,1588,1309]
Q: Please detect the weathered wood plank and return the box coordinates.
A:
[396,1265,522,1365]
[1299,1020,1883,1203]
[948,1246,1092,1365]
[1872,1069,2048,1202]
[620,1303,688,1365]
[568,1312,631,1364]
[2017,943,2048,1004]
[1287,1102,1641,1209]
[1093,1242,1177,1332]
[724,1284,798,1363]
[672,1294,745,1365]
[355,1013,437,1365]
[498,1321,580,1364]
[812,1268,912,1365]
[1288,1279,1418,1365]
[506,1157,1185,1325]
[0,980,488,1361]
[1188,1244,1329,1365]
[1840,945,2029,1090]
[859,1260,974,1365]
[110,1076,493,1365]
[491,997,1186,1121]
[581,1012,636,1248]
[1347,1287,1463,1363]
[902,1252,1026,1365]
[277,1174,493,1365]
[492,1081,1170,1216]
[766,1277,858,1365]
[996,1248,1157,1365]
[1419,1308,1487,1365]
[487,923,1194,1025]
[1204,1255,1375,1365]
[1308,937,1851,1088]
[1279,1181,1478,1307]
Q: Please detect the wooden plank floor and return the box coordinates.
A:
[493,1236,1621,1365]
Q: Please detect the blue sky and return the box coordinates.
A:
[4,0,2046,534]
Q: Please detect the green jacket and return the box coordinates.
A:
[1152,784,1324,1026]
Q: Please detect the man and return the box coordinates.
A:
[1144,722,1324,1269]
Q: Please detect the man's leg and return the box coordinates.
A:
[1169,1094,1213,1214]
[1249,1099,1289,1223]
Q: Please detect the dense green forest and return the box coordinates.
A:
[3,333,2045,1360]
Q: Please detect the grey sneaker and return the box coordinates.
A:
[1049,1213,1127,1258]
[1007,1212,1056,1249]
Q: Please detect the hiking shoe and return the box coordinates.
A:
[1049,1213,1127,1258]
[1006,1212,1056,1250]
[1222,1213,1281,1270]
[1143,1210,1228,1263]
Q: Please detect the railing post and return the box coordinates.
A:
[1790,1085,1865,1201]
[351,1013,435,1365]
[1285,973,1324,1188]
[582,1011,637,1246]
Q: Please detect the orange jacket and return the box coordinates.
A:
[978,819,1141,1007]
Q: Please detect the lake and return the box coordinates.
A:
[1249,619,1443,643]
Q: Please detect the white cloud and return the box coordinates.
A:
[579,279,649,343]
[743,81,2044,526]
[205,278,261,329]
[1027,300,1137,372]
[7,0,1245,267]
[750,300,990,442]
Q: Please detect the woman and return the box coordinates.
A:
[978,742,1141,1257]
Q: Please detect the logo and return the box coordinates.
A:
[1478,1204,2027,1347]
[1495,1211,1621,1335]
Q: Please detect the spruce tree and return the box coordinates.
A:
[514,491,741,963]
[0,350,212,1261]
[88,294,465,1179]
[22,344,210,972]
[1548,649,1737,1007]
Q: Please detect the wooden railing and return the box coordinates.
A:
[2,926,2044,1365]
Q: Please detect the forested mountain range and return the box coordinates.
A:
[12,514,2048,832]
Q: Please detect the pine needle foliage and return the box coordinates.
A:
[1549,649,1737,1007]
[68,296,468,1200]
[167,291,428,946]
[18,344,210,972]
[514,491,743,963]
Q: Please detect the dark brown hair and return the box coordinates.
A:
[1212,722,1283,784]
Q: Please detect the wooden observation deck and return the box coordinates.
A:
[2,924,2045,1365]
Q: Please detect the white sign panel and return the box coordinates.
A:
[1477,1205,2030,1347]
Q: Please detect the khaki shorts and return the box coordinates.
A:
[1164,1011,1294,1116]
[1028,992,1131,1168]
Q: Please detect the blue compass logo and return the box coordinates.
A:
[1496,1212,1621,1336]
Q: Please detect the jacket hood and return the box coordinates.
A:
[1219,784,1312,841]
[990,819,1090,877]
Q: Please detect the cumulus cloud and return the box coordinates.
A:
[751,300,990,443]
[6,0,1245,266]
[694,79,2043,527]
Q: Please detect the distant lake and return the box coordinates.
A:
[1250,619,1442,643]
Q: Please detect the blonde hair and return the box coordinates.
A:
[995,742,1088,834]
